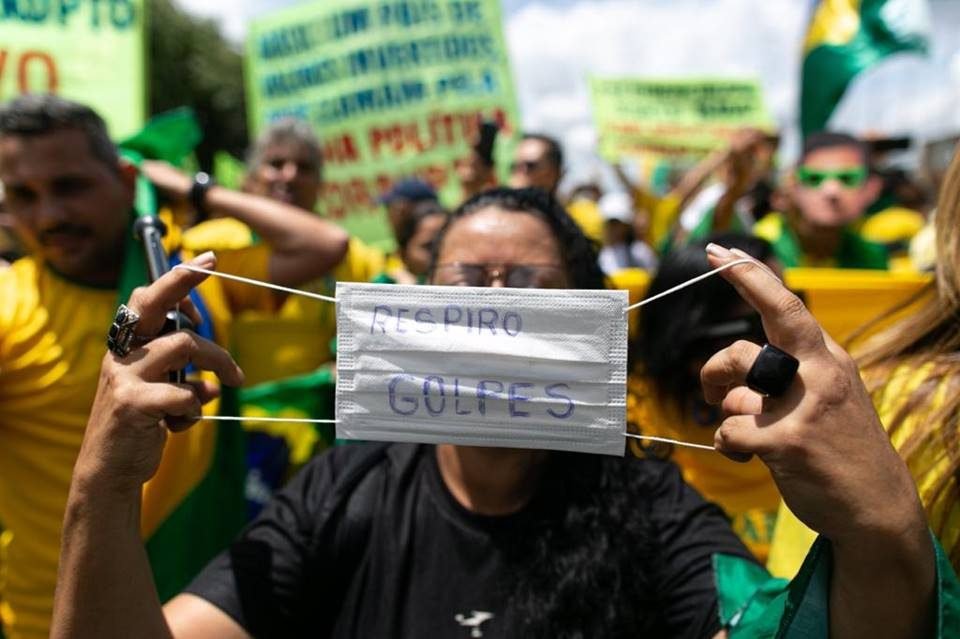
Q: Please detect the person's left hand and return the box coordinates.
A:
[75,252,244,494]
[140,160,193,202]
[699,245,926,547]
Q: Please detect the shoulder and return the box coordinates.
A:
[0,258,41,328]
[289,442,419,506]
[181,218,256,252]
[842,228,889,269]
[860,207,926,245]
[335,238,386,283]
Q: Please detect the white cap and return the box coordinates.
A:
[598,191,634,224]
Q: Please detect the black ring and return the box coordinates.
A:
[106,304,141,357]
[745,344,799,398]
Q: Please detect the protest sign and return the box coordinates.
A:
[336,282,628,455]
[589,77,772,162]
[246,0,521,249]
[0,0,146,138]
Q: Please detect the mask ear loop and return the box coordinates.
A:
[621,257,758,452]
[176,258,765,453]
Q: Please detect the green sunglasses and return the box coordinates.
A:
[796,166,868,189]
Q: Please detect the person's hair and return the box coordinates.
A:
[429,187,605,290]
[800,130,868,166]
[0,94,117,168]
[852,144,960,557]
[395,200,447,251]
[502,452,670,636]
[632,233,774,406]
[522,132,563,172]
[247,117,323,175]
[474,120,498,167]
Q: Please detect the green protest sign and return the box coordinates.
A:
[0,0,146,139]
[246,0,521,249]
[590,77,772,161]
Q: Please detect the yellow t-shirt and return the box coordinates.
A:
[0,246,271,639]
[767,362,960,578]
[627,376,781,561]
[183,219,384,386]
[566,198,604,244]
[636,190,681,250]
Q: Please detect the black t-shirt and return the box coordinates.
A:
[187,443,753,638]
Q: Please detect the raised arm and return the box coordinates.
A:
[141,161,349,287]
[52,253,250,639]
[700,245,935,638]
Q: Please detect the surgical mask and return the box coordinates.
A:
[336,282,629,456]
[178,257,756,455]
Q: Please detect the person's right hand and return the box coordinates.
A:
[699,246,927,547]
[74,252,244,494]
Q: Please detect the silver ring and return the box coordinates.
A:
[107,304,141,357]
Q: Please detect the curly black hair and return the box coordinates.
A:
[428,187,606,290]
[501,452,664,637]
[632,233,774,406]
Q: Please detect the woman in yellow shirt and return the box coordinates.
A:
[628,233,782,560]
[768,144,960,577]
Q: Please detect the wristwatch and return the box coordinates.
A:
[189,172,215,216]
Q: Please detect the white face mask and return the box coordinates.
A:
[180,257,754,454]
[336,282,629,456]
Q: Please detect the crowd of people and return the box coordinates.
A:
[0,90,958,639]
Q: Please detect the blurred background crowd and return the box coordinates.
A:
[1,1,960,637]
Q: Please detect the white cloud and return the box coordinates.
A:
[175,0,960,181]
[174,0,294,43]
[506,0,809,184]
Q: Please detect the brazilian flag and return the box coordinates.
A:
[117,110,247,603]
[800,0,930,138]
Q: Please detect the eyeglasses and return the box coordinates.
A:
[433,263,567,288]
[796,166,868,189]
[510,160,542,175]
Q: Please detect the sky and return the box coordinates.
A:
[178,0,960,185]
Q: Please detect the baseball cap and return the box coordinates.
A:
[378,179,438,205]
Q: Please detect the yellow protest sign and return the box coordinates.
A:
[590,77,772,161]
[0,1,146,138]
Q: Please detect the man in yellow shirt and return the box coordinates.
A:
[183,118,383,384]
[181,119,385,510]
[0,95,347,639]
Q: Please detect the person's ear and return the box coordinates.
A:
[862,174,883,203]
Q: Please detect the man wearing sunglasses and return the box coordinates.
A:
[508,133,563,197]
[754,131,888,269]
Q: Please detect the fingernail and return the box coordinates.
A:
[705,243,732,258]
[191,251,216,268]
[729,248,754,261]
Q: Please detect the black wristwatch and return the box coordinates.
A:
[189,172,215,216]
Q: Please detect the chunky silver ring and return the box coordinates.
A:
[745,344,799,398]
[106,304,141,357]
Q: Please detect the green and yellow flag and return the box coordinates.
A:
[117,111,247,602]
[800,0,930,137]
